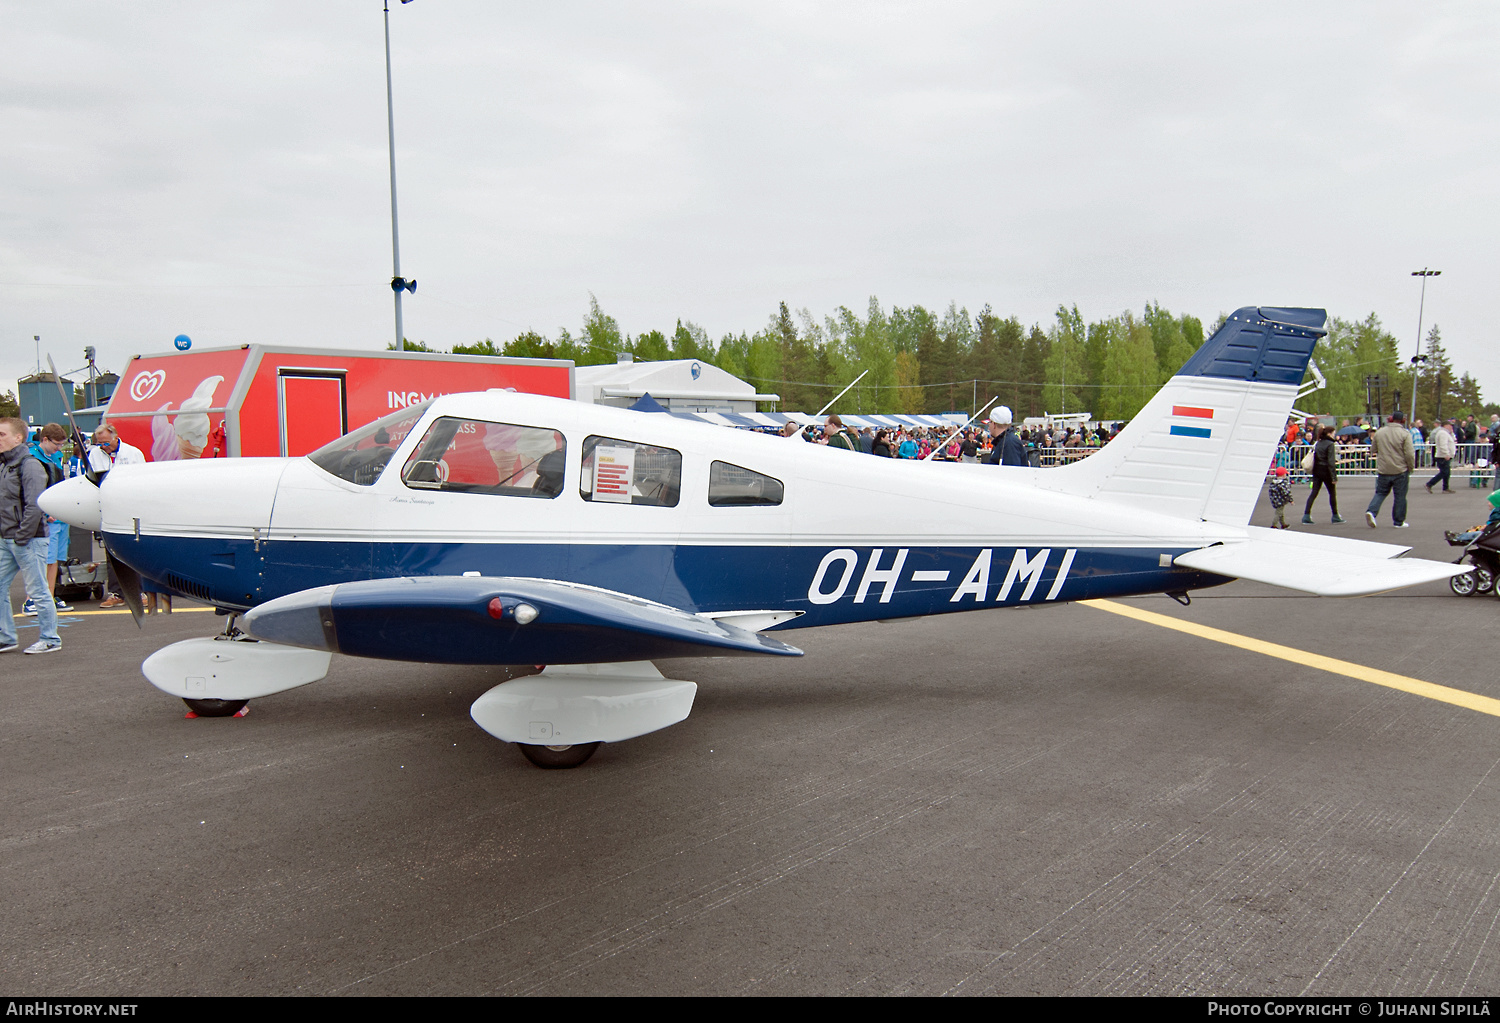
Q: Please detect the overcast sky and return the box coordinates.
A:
[2,2,1495,402]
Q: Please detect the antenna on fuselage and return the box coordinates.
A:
[813,369,870,418]
[923,396,1000,461]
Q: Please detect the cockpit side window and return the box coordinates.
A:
[579,435,681,507]
[708,461,784,506]
[307,402,431,486]
[400,418,566,498]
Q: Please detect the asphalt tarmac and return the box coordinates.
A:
[4,477,1500,997]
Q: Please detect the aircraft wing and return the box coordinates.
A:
[242,576,803,665]
[1172,526,1469,597]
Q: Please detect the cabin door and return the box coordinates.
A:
[278,371,348,457]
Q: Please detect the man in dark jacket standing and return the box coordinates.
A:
[982,406,1027,466]
[0,417,61,653]
[824,414,860,452]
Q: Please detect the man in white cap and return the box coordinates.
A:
[983,405,1027,466]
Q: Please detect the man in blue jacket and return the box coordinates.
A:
[24,423,74,616]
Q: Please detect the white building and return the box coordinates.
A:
[574,356,780,413]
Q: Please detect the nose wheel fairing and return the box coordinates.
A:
[142,636,333,702]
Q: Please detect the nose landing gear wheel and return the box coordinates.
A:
[182,698,249,718]
[517,742,601,769]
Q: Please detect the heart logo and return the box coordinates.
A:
[130,370,166,402]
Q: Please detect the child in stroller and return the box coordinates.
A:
[1444,490,1500,595]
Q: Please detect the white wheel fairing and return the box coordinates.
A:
[470,663,697,745]
[142,637,332,701]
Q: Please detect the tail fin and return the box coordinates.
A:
[1049,306,1326,526]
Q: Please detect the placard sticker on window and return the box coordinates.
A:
[592,445,635,503]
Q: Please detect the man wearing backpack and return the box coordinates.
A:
[823,414,860,453]
[0,417,61,654]
[23,423,74,616]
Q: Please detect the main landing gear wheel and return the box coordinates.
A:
[182,698,248,718]
[517,742,601,769]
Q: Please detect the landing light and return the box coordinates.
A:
[487,598,539,625]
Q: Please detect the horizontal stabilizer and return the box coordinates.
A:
[1172,533,1469,597]
[242,575,804,665]
[1240,524,1413,560]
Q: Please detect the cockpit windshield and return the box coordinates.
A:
[307,401,432,485]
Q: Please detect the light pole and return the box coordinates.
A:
[384,0,417,349]
[1410,268,1440,422]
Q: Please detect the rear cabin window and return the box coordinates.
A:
[308,402,431,486]
[401,418,566,498]
[579,436,681,507]
[708,461,784,507]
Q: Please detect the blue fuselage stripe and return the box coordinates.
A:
[108,534,1231,628]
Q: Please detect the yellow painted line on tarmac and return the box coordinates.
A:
[1081,598,1500,719]
[64,606,216,617]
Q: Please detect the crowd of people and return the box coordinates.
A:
[0,418,151,657]
[777,408,1121,465]
[1271,411,1500,531]
[1280,412,1500,467]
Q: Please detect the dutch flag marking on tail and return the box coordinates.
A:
[1169,406,1215,440]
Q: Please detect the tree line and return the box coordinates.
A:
[2,297,1483,429]
[386,294,1488,424]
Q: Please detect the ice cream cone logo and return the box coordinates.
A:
[150,375,224,460]
[173,376,224,457]
[130,370,166,402]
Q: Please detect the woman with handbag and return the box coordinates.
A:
[1302,426,1344,524]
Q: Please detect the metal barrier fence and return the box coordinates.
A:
[1018,441,1497,481]
[926,446,1105,466]
[1271,442,1495,483]
[1034,446,1102,467]
[943,441,1497,479]
[918,446,1104,465]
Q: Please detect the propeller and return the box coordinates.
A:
[106,550,144,629]
[45,356,100,486]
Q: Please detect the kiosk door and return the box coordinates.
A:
[279,371,347,457]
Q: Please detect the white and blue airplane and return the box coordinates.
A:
[41,307,1467,767]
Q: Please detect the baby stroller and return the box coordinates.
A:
[1445,489,1500,595]
[1445,523,1500,596]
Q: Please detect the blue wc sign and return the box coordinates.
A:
[173,334,192,351]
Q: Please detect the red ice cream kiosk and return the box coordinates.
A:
[100,345,574,462]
